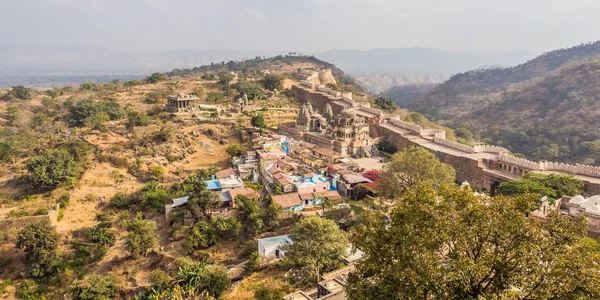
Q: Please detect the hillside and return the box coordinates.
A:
[401,41,600,165]
[0,58,333,299]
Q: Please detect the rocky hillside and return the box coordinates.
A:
[400,41,600,165]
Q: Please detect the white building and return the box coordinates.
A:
[257,235,293,261]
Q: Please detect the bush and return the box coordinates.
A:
[145,90,164,104]
[27,149,79,189]
[217,71,233,85]
[15,280,40,300]
[9,86,34,100]
[260,74,284,91]
[185,221,217,251]
[124,79,143,87]
[126,110,150,128]
[87,222,116,246]
[233,81,265,100]
[108,192,134,209]
[150,165,165,181]
[226,144,242,157]
[124,213,159,259]
[175,262,230,298]
[213,216,241,238]
[245,251,260,273]
[70,275,120,300]
[143,189,169,209]
[16,221,59,278]
[148,269,171,290]
[145,73,167,84]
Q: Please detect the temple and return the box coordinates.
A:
[281,100,375,157]
[167,93,199,113]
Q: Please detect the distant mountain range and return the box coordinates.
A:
[316,47,535,74]
[395,41,600,165]
[0,43,536,88]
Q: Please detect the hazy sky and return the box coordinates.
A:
[1,0,600,53]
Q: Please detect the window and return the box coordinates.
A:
[313,189,316,193]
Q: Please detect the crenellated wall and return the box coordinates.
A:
[292,83,600,194]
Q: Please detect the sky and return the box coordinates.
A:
[1,0,600,54]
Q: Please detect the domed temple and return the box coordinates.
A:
[281,102,375,157]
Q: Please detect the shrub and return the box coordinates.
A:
[108,192,133,209]
[245,251,260,273]
[150,165,165,181]
[145,73,167,84]
[87,222,116,246]
[260,74,284,91]
[15,280,40,300]
[124,79,143,87]
[185,221,217,251]
[125,213,159,258]
[16,221,59,278]
[70,275,120,300]
[27,149,79,190]
[9,86,34,100]
[145,90,164,104]
[175,262,230,298]
[126,110,150,128]
[148,269,171,290]
[143,190,169,209]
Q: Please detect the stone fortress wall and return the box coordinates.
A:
[292,70,600,193]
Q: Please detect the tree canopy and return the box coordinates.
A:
[377,146,455,198]
[251,114,266,128]
[497,173,585,200]
[27,149,80,189]
[374,96,396,111]
[16,220,59,278]
[347,185,600,299]
[282,217,348,284]
[260,74,284,91]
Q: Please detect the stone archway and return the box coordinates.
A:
[491,181,501,196]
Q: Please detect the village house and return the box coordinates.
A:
[335,173,372,198]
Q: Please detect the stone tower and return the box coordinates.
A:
[297,104,311,129]
[322,103,333,122]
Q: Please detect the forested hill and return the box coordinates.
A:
[399,41,600,165]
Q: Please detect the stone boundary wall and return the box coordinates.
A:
[292,83,600,180]
[433,137,476,154]
[0,203,60,231]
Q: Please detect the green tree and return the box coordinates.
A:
[175,262,231,298]
[70,275,120,300]
[346,185,600,299]
[374,96,395,111]
[126,110,150,128]
[145,72,167,84]
[455,127,474,143]
[377,146,455,198]
[234,81,265,100]
[145,90,164,104]
[206,92,223,103]
[124,79,143,87]
[124,213,159,259]
[217,71,234,85]
[185,179,220,219]
[80,81,96,91]
[185,221,217,251]
[271,183,284,195]
[143,189,169,209]
[251,114,266,128]
[192,86,206,99]
[225,143,242,158]
[5,105,19,125]
[10,85,34,100]
[260,74,284,91]
[282,217,348,284]
[150,165,165,181]
[16,220,59,278]
[87,222,116,246]
[235,195,264,235]
[27,149,79,189]
[497,173,585,200]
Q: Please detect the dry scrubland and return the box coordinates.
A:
[0,60,321,299]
